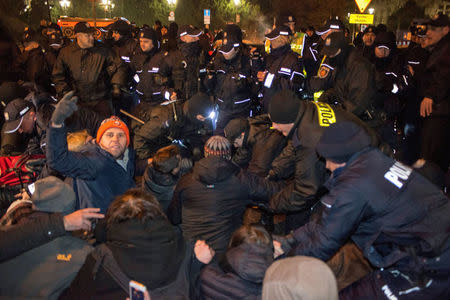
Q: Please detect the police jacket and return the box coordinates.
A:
[233,114,285,177]
[168,156,281,255]
[165,42,207,101]
[205,51,253,113]
[261,44,305,111]
[291,147,450,274]
[269,101,379,213]
[319,47,379,121]
[52,41,126,102]
[419,33,450,116]
[133,101,208,160]
[46,125,136,213]
[130,48,171,102]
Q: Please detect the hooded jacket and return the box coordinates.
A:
[200,243,273,300]
[168,156,281,254]
[61,217,203,300]
[142,165,179,212]
[233,114,285,177]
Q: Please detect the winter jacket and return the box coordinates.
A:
[200,242,273,300]
[165,41,207,101]
[291,147,450,274]
[0,212,92,300]
[319,47,379,122]
[168,156,281,254]
[46,125,136,213]
[205,51,253,113]
[133,102,210,160]
[261,44,305,112]
[0,212,66,262]
[52,41,126,102]
[16,46,52,91]
[142,165,178,213]
[419,33,450,116]
[269,101,379,214]
[131,48,171,102]
[233,115,285,177]
[60,217,203,300]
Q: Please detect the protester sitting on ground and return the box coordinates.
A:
[200,224,274,300]
[46,91,135,213]
[0,176,99,299]
[262,256,338,300]
[168,135,282,256]
[60,189,215,299]
[224,115,285,177]
[142,144,192,213]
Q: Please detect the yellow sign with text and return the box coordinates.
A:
[349,14,374,25]
[355,0,372,13]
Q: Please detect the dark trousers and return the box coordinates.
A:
[420,116,450,172]
[340,268,450,300]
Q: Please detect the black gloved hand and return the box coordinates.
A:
[52,91,78,126]
[112,84,121,98]
[272,233,297,253]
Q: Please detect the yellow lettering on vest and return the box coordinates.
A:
[314,102,337,127]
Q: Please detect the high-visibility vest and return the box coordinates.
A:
[265,32,305,57]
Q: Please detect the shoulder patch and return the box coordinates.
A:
[318,65,331,79]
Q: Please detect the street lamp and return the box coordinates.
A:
[234,0,240,6]
[167,0,176,5]
[100,0,114,18]
[59,0,70,15]
[368,8,375,14]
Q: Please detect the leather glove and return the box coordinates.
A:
[52,91,78,126]
[272,233,297,253]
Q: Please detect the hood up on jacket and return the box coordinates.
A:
[193,156,239,185]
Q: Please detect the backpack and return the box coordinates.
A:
[0,154,45,188]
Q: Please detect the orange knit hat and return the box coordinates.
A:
[96,116,130,147]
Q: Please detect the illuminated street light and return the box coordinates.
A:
[167,0,176,5]
[234,0,240,6]
[368,8,374,14]
[100,0,114,18]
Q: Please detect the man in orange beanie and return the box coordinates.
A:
[46,91,135,213]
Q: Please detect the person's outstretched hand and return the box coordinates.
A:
[63,208,104,231]
[51,90,78,126]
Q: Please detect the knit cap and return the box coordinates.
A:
[268,90,301,124]
[316,121,371,163]
[224,118,249,142]
[31,176,76,215]
[96,116,130,147]
[204,135,232,160]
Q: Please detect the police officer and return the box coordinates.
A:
[273,121,450,299]
[265,14,305,58]
[258,25,304,112]
[16,28,52,92]
[110,19,139,64]
[133,92,214,160]
[52,22,127,118]
[316,32,380,128]
[205,25,253,134]
[356,26,377,63]
[164,25,208,102]
[266,89,380,231]
[307,19,345,96]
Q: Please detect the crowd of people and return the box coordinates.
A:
[0,10,448,300]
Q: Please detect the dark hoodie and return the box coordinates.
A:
[200,243,273,300]
[142,166,179,212]
[168,156,281,255]
[61,217,203,299]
